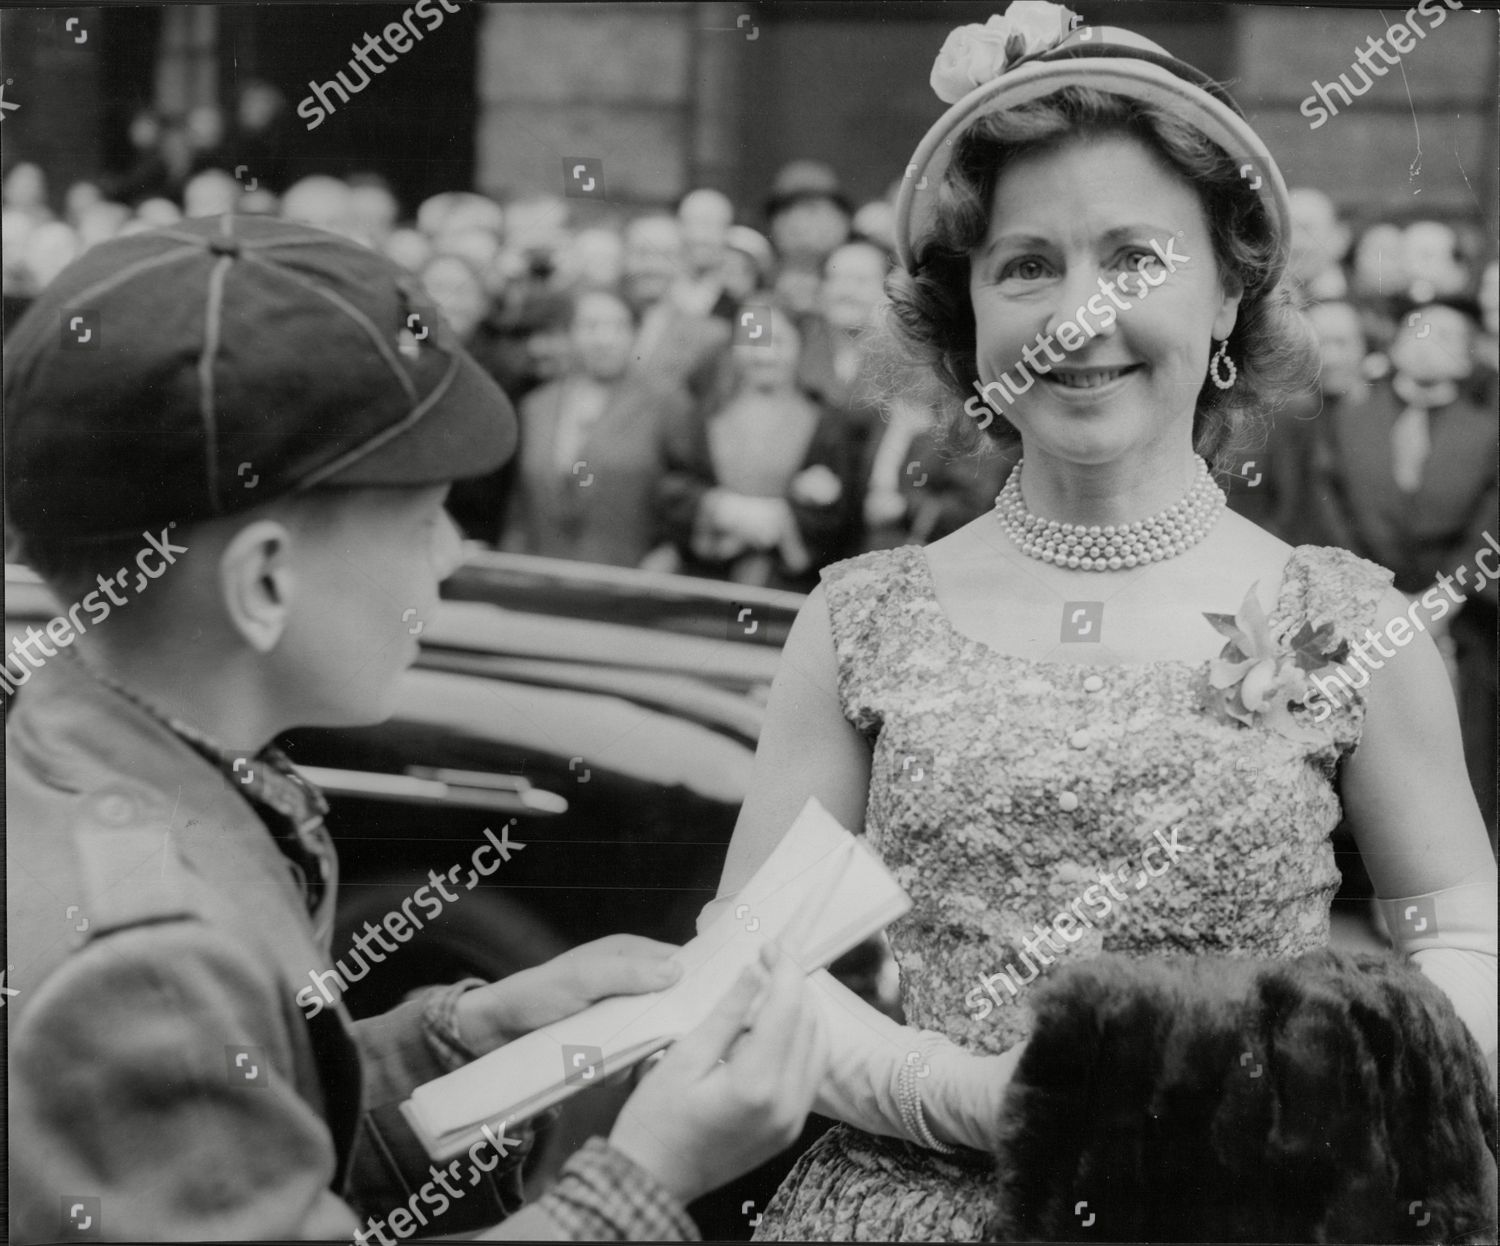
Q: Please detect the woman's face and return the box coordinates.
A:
[821,242,888,332]
[1306,302,1366,398]
[1352,224,1405,296]
[721,250,760,301]
[570,291,635,381]
[969,134,1241,467]
[733,310,801,392]
[420,257,487,341]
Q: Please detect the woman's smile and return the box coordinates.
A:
[1041,363,1144,395]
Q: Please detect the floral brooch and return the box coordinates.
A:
[1199,582,1349,740]
[930,1,1083,104]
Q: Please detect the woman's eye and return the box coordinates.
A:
[999,257,1050,281]
[1121,247,1163,271]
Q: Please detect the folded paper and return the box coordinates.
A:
[401,795,910,1160]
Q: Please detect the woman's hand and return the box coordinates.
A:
[924,1040,1030,1153]
[453,934,683,1055]
[790,464,844,509]
[705,490,790,550]
[808,969,1027,1153]
[609,942,829,1204]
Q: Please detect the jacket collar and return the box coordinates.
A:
[9,655,338,963]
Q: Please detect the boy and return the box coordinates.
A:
[4,214,825,1241]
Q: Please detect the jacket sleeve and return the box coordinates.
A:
[790,405,863,567]
[1439,475,1500,609]
[654,390,715,551]
[1304,402,1365,553]
[475,1138,699,1241]
[347,985,471,1113]
[10,921,362,1243]
[346,983,534,1232]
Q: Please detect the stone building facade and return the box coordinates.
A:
[1,2,1495,234]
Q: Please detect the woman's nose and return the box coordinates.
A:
[1043,261,1117,346]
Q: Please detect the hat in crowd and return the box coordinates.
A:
[895,2,1292,281]
[4,213,518,541]
[725,224,775,279]
[764,159,854,220]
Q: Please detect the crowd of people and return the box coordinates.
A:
[1,97,1014,592]
[1262,189,1499,843]
[2,107,1496,825]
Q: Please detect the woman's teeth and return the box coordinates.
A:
[1049,367,1135,389]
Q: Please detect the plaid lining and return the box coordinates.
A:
[421,976,488,1069]
[542,1138,700,1241]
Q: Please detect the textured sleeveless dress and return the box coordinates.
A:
[752,542,1395,1242]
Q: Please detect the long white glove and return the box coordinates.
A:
[698,894,1024,1153]
[807,968,1026,1153]
[1375,877,1498,1080]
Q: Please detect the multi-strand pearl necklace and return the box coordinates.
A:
[993,457,1225,571]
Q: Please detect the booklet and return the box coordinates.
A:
[400,795,910,1161]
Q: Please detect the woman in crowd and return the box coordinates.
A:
[655,306,861,591]
[699,7,1496,1239]
[503,287,689,566]
[416,252,528,542]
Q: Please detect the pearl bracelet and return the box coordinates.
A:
[897,1033,960,1154]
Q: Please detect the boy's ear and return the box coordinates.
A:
[219,519,295,653]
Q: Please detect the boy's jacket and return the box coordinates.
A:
[6,656,526,1241]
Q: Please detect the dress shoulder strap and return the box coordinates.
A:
[817,545,931,737]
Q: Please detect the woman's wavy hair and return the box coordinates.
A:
[864,86,1318,471]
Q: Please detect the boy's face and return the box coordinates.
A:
[276,485,462,727]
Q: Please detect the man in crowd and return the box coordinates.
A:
[1309,297,1498,846]
[1287,187,1351,304]
[624,213,731,403]
[675,188,738,322]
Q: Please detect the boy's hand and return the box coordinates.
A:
[453,935,683,1055]
[607,942,829,1205]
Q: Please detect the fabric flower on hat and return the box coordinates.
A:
[929,2,1082,105]
[1198,582,1350,743]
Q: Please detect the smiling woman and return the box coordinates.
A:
[886,83,1316,465]
[702,5,1497,1241]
